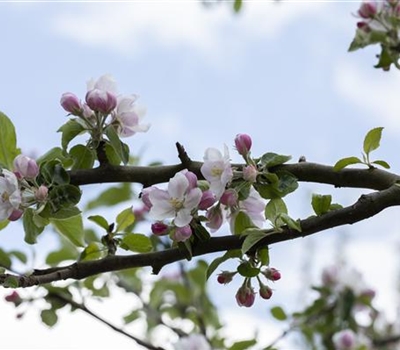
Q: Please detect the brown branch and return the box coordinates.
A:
[69,161,400,190]
[2,184,400,288]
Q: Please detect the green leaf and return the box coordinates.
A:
[257,247,269,266]
[233,0,242,13]
[79,242,104,261]
[333,156,362,171]
[371,159,390,169]
[40,160,70,185]
[116,207,135,232]
[120,233,152,253]
[9,250,27,264]
[69,144,95,170]
[85,183,132,210]
[36,147,71,166]
[237,262,260,277]
[23,208,45,244]
[374,46,393,70]
[0,112,20,169]
[206,249,242,280]
[3,276,19,288]
[260,152,292,168]
[50,214,85,247]
[265,198,287,222]
[311,194,332,216]
[363,127,384,155]
[241,229,267,254]
[0,220,9,231]
[234,211,255,235]
[88,215,110,231]
[105,127,129,165]
[46,246,78,266]
[57,119,85,151]
[270,306,288,321]
[49,185,81,210]
[41,309,58,327]
[279,213,302,232]
[229,339,257,350]
[0,248,12,269]
[255,172,298,199]
[48,206,81,220]
[193,223,211,242]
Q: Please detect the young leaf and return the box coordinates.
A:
[241,229,267,254]
[0,220,9,231]
[105,127,129,165]
[57,119,85,151]
[116,207,135,232]
[260,152,292,168]
[88,215,110,231]
[279,213,302,232]
[85,183,132,210]
[333,156,362,171]
[270,306,288,321]
[311,194,332,216]
[120,233,153,253]
[237,262,260,278]
[257,247,269,266]
[371,159,390,169]
[79,242,104,261]
[265,198,288,223]
[233,0,242,13]
[69,144,95,170]
[0,248,12,269]
[41,309,58,327]
[363,127,384,155]
[50,214,85,247]
[206,249,242,280]
[23,208,45,244]
[234,211,254,235]
[0,112,20,169]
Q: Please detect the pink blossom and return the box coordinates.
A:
[151,222,169,236]
[148,171,202,227]
[259,284,273,300]
[60,92,82,115]
[333,329,357,350]
[201,145,233,199]
[0,169,22,221]
[234,133,252,156]
[235,284,256,307]
[198,190,216,210]
[243,165,258,183]
[263,267,281,281]
[172,225,192,242]
[13,155,39,179]
[86,89,117,115]
[220,189,238,207]
[8,209,23,221]
[205,205,224,231]
[35,185,48,202]
[358,1,377,19]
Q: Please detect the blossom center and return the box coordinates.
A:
[169,197,184,210]
[1,191,9,203]
[211,167,223,177]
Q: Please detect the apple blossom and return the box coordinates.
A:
[235,284,256,307]
[87,74,118,94]
[0,169,22,221]
[151,222,169,236]
[198,190,216,210]
[200,145,233,199]
[35,185,48,202]
[220,189,238,207]
[111,96,150,138]
[259,284,273,300]
[172,225,192,242]
[147,171,202,227]
[243,164,258,183]
[217,271,236,285]
[358,1,377,19]
[60,92,82,116]
[263,267,281,281]
[174,334,211,350]
[86,89,117,115]
[332,329,357,350]
[234,133,252,156]
[205,205,224,231]
[13,155,39,179]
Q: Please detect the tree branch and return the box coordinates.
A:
[2,184,400,288]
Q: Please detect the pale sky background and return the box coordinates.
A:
[1,1,400,349]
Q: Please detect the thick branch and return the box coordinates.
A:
[69,161,400,190]
[3,184,400,288]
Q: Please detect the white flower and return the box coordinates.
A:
[201,145,233,199]
[0,170,22,221]
[174,334,211,350]
[112,95,150,137]
[148,171,202,227]
[87,74,118,94]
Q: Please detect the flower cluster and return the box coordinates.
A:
[351,0,400,70]
[0,155,47,222]
[60,74,150,142]
[141,134,264,243]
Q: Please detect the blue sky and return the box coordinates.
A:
[1,1,400,349]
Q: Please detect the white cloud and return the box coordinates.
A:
[51,2,326,61]
[334,60,400,133]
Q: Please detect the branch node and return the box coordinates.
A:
[176,142,192,168]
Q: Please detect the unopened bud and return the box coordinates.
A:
[35,185,48,202]
[85,89,117,114]
[60,92,82,115]
[5,291,22,306]
[358,1,377,19]
[220,189,238,207]
[199,190,216,210]
[259,284,273,300]
[235,284,255,307]
[151,222,169,236]
[263,267,281,281]
[217,271,236,285]
[234,134,252,156]
[173,225,192,242]
[243,165,257,183]
[8,209,23,222]
[13,155,39,179]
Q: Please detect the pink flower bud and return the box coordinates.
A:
[234,134,252,156]
[5,291,22,306]
[8,209,23,221]
[217,271,236,285]
[85,89,117,114]
[263,267,281,281]
[220,189,238,207]
[151,222,169,236]
[243,165,257,183]
[60,92,82,115]
[259,284,273,300]
[35,185,48,202]
[173,225,192,242]
[358,1,377,19]
[182,170,198,190]
[13,155,39,179]
[356,21,371,32]
[206,206,224,231]
[199,190,216,210]
[235,284,256,307]
[333,329,357,350]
